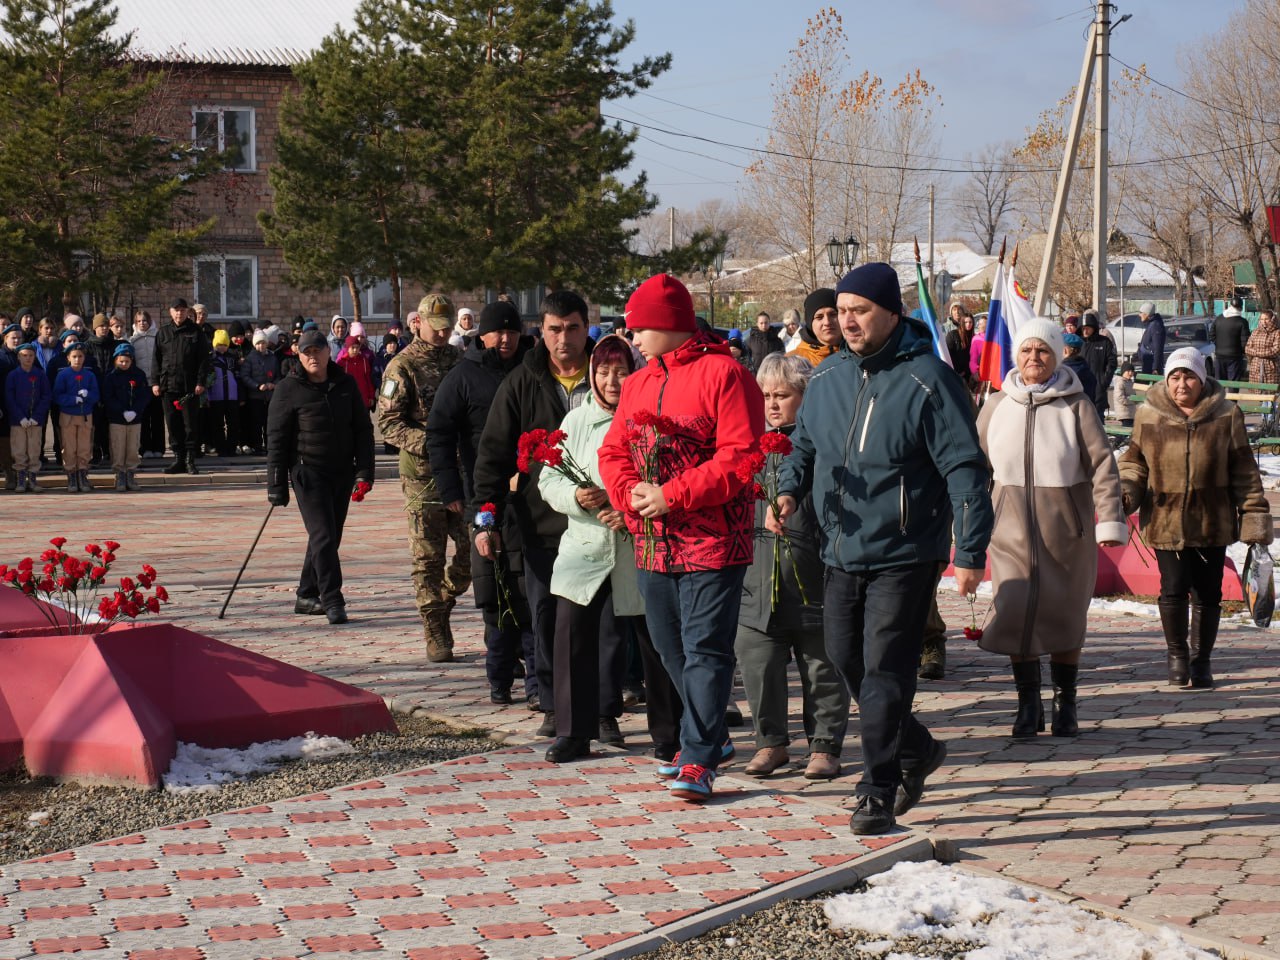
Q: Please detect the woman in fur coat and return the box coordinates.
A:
[1119,347,1272,690]
[976,319,1128,739]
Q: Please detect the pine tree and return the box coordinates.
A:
[0,0,214,316]
[401,0,671,300]
[259,0,452,323]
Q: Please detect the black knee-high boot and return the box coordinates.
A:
[1157,598,1190,686]
[1049,661,1079,737]
[1188,604,1220,689]
[1011,659,1044,739]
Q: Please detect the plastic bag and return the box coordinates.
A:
[1242,544,1275,628]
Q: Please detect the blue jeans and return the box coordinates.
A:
[823,563,938,806]
[637,565,747,769]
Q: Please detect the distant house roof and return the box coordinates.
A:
[112,0,360,66]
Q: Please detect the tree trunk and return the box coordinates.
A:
[344,275,363,323]
[389,264,401,325]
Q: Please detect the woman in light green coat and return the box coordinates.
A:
[538,335,680,763]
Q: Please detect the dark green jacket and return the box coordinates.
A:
[777,315,992,572]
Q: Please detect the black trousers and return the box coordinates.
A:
[632,615,681,751]
[293,464,354,610]
[163,392,200,459]
[1156,546,1227,607]
[823,563,937,806]
[1217,357,1245,382]
[552,580,630,739]
[92,406,110,461]
[210,400,240,455]
[140,398,166,455]
[245,400,269,451]
[522,543,559,717]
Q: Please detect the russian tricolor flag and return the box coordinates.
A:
[979,259,1014,390]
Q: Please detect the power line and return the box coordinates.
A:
[1109,54,1280,130]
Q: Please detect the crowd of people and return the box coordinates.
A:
[5,272,1273,837]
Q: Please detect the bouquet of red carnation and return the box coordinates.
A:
[474,501,517,628]
[172,390,198,411]
[626,410,680,570]
[963,594,985,641]
[516,428,594,488]
[0,537,171,634]
[350,480,372,503]
[738,431,809,609]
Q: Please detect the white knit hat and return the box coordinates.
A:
[1165,347,1206,383]
[1012,317,1064,363]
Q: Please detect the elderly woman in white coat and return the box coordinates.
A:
[975,319,1128,739]
[538,335,680,763]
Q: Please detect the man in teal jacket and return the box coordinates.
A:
[771,262,993,836]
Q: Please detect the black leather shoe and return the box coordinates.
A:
[545,737,591,763]
[849,795,896,836]
[186,459,201,475]
[325,605,348,625]
[163,459,186,475]
[894,739,948,816]
[535,711,556,738]
[294,596,324,615]
[490,687,514,705]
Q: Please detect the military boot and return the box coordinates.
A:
[114,471,127,492]
[442,596,458,654]
[424,611,454,663]
[918,634,946,680]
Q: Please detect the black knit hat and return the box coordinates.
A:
[803,288,837,326]
[835,263,903,317]
[478,301,523,336]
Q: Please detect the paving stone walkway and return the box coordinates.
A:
[2,480,1280,957]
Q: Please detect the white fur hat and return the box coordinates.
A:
[1012,317,1065,363]
[1165,346,1207,383]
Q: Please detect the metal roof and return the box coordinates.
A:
[112,0,361,66]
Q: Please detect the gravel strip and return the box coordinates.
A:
[0,713,493,865]
[636,884,982,960]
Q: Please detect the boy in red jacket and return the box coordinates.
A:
[598,274,765,801]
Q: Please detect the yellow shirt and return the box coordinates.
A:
[552,367,586,396]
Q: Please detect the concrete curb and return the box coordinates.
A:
[23,463,400,490]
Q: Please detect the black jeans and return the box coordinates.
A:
[293,464,354,610]
[631,615,682,751]
[163,392,200,460]
[1156,546,1227,607]
[522,543,559,716]
[1217,357,1245,382]
[140,398,166,455]
[823,562,938,806]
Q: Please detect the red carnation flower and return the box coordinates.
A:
[145,596,161,614]
[141,564,157,578]
[120,576,136,593]
[633,409,657,427]
[85,544,101,556]
[760,432,794,456]
[104,540,120,552]
[101,552,115,564]
[154,585,169,602]
[17,557,33,571]
[49,537,67,548]
[91,566,107,581]
[480,502,497,514]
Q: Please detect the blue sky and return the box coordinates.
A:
[612,0,1246,218]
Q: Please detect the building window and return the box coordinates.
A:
[193,107,256,172]
[487,285,546,323]
[195,256,258,319]
[339,278,400,319]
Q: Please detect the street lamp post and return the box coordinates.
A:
[826,234,861,282]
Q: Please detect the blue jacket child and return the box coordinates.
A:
[52,348,101,418]
[102,343,151,425]
[4,344,52,426]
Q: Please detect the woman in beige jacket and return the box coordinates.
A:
[976,319,1128,739]
[1118,347,1272,689]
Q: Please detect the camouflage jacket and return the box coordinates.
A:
[376,338,459,479]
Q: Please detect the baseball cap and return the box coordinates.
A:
[418,294,454,331]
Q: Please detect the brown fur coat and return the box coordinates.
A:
[1117,380,1272,550]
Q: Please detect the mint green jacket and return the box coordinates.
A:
[538,393,644,615]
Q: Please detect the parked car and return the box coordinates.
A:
[1107,314,1214,374]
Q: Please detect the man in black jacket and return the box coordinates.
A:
[266,329,374,625]
[746,312,784,369]
[1079,311,1117,419]
[472,291,593,735]
[427,301,536,702]
[152,298,212,474]
[1211,298,1250,382]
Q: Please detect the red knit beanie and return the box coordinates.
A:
[625,274,695,333]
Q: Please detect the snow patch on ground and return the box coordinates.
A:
[1256,454,1280,491]
[163,734,355,794]
[824,860,1218,960]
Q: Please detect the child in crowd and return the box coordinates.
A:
[208,329,242,456]
[337,333,378,409]
[1110,361,1136,425]
[52,341,99,492]
[4,340,51,492]
[598,274,766,802]
[240,330,279,454]
[103,343,149,491]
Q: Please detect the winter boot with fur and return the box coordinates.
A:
[1188,603,1221,689]
[1011,659,1045,739]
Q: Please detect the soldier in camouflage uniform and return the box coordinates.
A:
[377,294,471,662]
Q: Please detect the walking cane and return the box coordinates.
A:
[218,504,275,619]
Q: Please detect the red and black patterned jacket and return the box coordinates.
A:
[599,333,765,573]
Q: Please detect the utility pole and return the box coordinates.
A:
[668,207,675,250]
[1092,1,1111,318]
[927,184,935,299]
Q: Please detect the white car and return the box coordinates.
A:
[1107,314,1215,372]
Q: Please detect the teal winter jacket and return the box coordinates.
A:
[776,315,993,572]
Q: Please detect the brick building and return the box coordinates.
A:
[115,0,544,334]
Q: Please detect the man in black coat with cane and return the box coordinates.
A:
[267,329,374,625]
